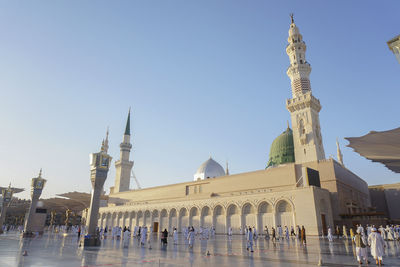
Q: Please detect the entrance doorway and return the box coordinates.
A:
[153,222,159,233]
[321,214,327,235]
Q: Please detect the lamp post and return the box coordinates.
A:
[0,184,14,234]
[84,139,112,246]
[23,169,46,237]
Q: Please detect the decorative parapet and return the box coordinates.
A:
[286,92,321,112]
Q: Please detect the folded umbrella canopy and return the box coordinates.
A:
[346,127,400,173]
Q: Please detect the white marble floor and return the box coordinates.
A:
[1,231,399,267]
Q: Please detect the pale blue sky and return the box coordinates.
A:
[0,1,398,199]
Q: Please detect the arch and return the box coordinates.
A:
[213,205,225,234]
[213,205,225,216]
[129,211,136,229]
[152,209,159,218]
[159,209,168,232]
[150,209,159,232]
[257,201,274,231]
[111,212,117,227]
[258,201,273,213]
[178,207,189,232]
[275,199,294,228]
[189,207,200,228]
[116,212,123,227]
[104,213,112,229]
[242,203,255,215]
[276,199,292,212]
[169,208,177,231]
[143,210,151,227]
[122,211,129,228]
[200,206,212,228]
[241,203,256,230]
[137,210,143,226]
[226,204,240,234]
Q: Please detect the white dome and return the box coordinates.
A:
[193,157,225,181]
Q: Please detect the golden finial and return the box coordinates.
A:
[290,13,294,24]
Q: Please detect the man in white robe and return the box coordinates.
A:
[327,227,333,242]
[228,227,233,236]
[368,228,385,266]
[173,228,178,244]
[246,227,254,252]
[123,229,130,248]
[187,228,195,248]
[140,226,147,246]
[353,228,369,265]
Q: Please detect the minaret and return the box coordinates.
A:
[336,138,344,165]
[226,161,230,176]
[114,109,134,193]
[101,127,109,153]
[285,14,325,164]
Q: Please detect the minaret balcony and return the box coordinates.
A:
[286,92,321,112]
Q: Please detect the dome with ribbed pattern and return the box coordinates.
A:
[267,127,295,168]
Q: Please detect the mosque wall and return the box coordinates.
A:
[108,165,298,205]
[99,186,333,236]
[301,159,371,225]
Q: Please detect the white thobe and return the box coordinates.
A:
[328,228,333,242]
[173,230,178,244]
[188,231,195,247]
[140,228,147,244]
[368,232,385,260]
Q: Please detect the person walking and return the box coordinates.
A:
[301,226,306,245]
[187,228,195,248]
[173,227,178,245]
[368,228,385,266]
[265,226,269,240]
[327,227,333,242]
[272,227,276,242]
[123,228,130,248]
[77,225,81,242]
[353,228,369,265]
[247,227,254,252]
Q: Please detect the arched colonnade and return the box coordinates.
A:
[98,198,295,234]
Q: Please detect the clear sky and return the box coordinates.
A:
[0,1,398,200]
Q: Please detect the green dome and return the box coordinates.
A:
[267,127,295,167]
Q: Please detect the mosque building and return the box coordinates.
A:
[97,17,371,235]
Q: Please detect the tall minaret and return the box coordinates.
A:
[114,109,134,193]
[101,127,109,153]
[285,14,325,164]
[336,139,344,165]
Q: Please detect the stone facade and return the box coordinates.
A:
[99,165,334,235]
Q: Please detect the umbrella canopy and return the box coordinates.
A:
[346,127,400,173]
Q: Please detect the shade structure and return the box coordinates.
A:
[42,192,109,212]
[0,187,24,194]
[346,127,400,173]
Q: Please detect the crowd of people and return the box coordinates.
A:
[325,224,400,266]
[2,221,399,265]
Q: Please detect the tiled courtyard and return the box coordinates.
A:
[1,231,399,266]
